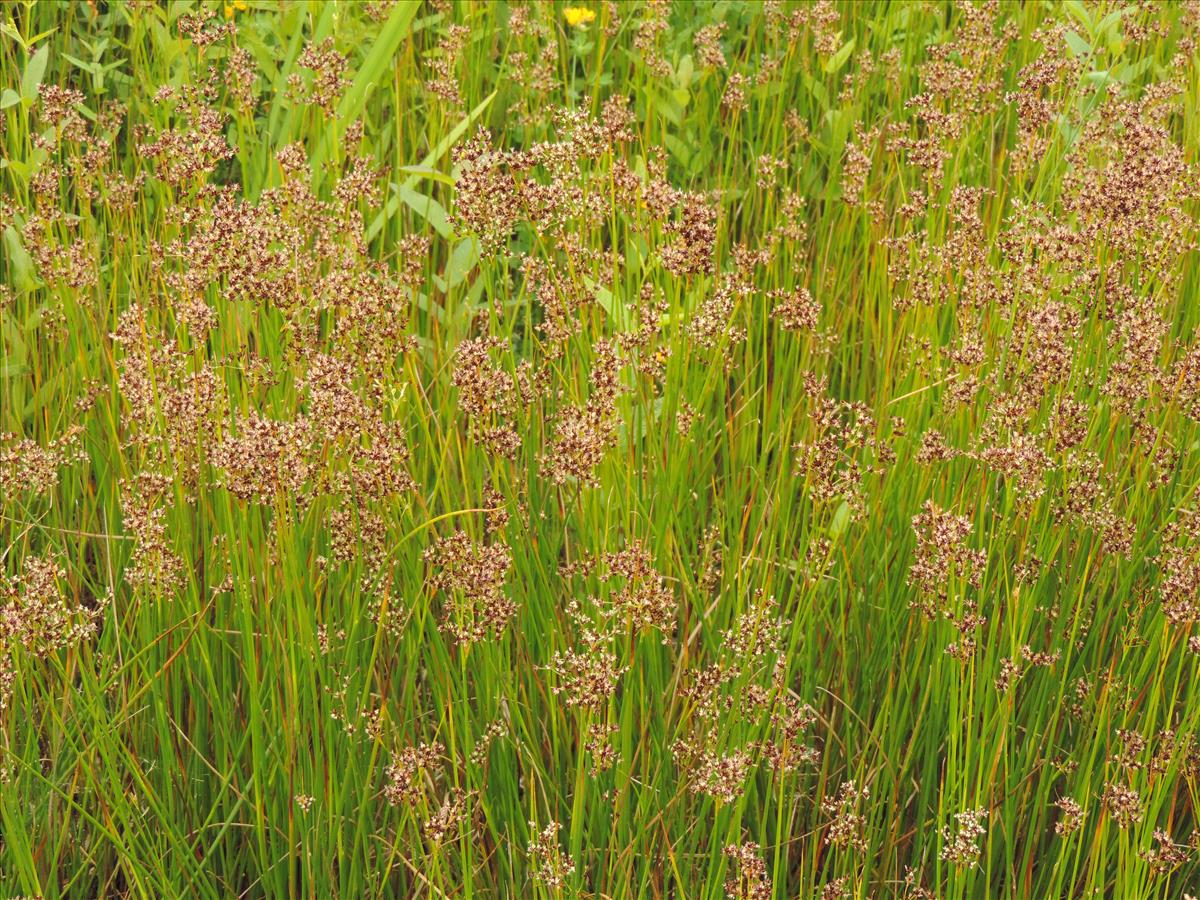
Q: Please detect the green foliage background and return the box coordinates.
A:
[2,1,1200,897]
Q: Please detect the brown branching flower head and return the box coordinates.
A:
[662,192,718,278]
[425,24,471,108]
[0,428,85,498]
[0,555,104,659]
[424,530,516,646]
[452,336,530,458]
[907,501,984,612]
[383,742,443,807]
[771,287,820,332]
[451,130,520,256]
[293,38,349,112]
[694,23,728,70]
[723,840,771,900]
[688,745,757,804]
[939,807,987,868]
[542,339,622,486]
[10,3,1200,897]
[549,612,625,710]
[211,413,314,504]
[424,788,472,845]
[1054,798,1084,837]
[528,820,576,889]
[1140,829,1193,875]
[120,473,186,597]
[1101,782,1143,829]
[721,593,784,670]
[791,373,887,517]
[38,84,87,140]
[600,541,676,636]
[177,7,235,50]
[821,780,871,852]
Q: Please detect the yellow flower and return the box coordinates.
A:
[224,0,248,18]
[564,7,596,28]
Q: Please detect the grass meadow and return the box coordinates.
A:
[3,0,1200,896]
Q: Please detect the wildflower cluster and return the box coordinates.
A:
[5,2,1200,898]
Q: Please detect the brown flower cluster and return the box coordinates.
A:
[723,840,771,900]
[424,530,516,646]
[939,807,987,868]
[907,501,984,612]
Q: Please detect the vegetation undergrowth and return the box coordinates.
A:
[3,1,1200,897]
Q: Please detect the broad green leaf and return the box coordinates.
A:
[1095,8,1124,38]
[805,73,829,109]
[664,133,691,166]
[0,21,24,50]
[823,37,856,74]
[266,5,308,141]
[397,185,451,238]
[655,91,682,127]
[26,27,60,48]
[0,307,26,377]
[1113,56,1152,83]
[3,226,37,293]
[590,283,631,330]
[829,500,852,540]
[310,1,420,183]
[1064,30,1091,59]
[21,45,50,101]
[410,291,445,325]
[366,90,496,243]
[237,24,279,83]
[4,158,30,181]
[443,237,479,289]
[399,164,456,186]
[675,53,694,89]
[1056,114,1079,147]
[62,52,98,75]
[411,12,445,33]
[1063,0,1095,36]
[341,1,420,119]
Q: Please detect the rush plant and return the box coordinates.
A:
[2,1,1200,897]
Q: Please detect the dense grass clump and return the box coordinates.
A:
[3,1,1200,896]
